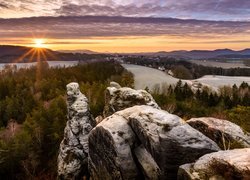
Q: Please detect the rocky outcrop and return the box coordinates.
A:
[58,83,95,179]
[178,148,250,180]
[187,117,250,149]
[89,105,220,179]
[57,82,250,180]
[103,82,160,117]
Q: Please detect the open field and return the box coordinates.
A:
[122,64,180,90]
[122,64,250,91]
[0,61,78,71]
[190,60,249,69]
[197,75,250,89]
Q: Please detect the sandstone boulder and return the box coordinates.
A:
[58,82,95,179]
[116,106,220,179]
[94,115,104,125]
[134,145,161,179]
[178,148,250,180]
[187,117,250,149]
[88,114,141,180]
[89,105,220,179]
[103,82,160,117]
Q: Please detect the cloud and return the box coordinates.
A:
[0,0,250,21]
[56,3,167,17]
[0,0,62,18]
[0,16,249,40]
[1,16,249,52]
[0,2,11,9]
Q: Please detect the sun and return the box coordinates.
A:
[34,39,45,48]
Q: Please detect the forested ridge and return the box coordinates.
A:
[0,61,133,179]
[0,45,109,63]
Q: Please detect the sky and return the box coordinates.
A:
[0,0,250,52]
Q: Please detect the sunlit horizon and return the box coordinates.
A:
[1,1,250,53]
[33,39,46,48]
[2,36,250,53]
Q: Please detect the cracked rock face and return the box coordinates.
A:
[187,117,250,149]
[88,114,140,180]
[178,148,250,180]
[89,105,220,179]
[58,82,95,179]
[103,82,160,117]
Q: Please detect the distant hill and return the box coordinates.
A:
[0,45,109,63]
[117,48,250,60]
[0,45,32,57]
[1,45,250,63]
[58,49,100,54]
[152,49,250,59]
[0,45,57,63]
[0,45,56,56]
[238,48,250,55]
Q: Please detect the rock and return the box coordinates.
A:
[95,115,103,125]
[89,105,220,179]
[187,117,250,149]
[178,148,250,180]
[103,82,160,117]
[115,106,220,179]
[110,81,122,89]
[88,114,141,180]
[134,145,161,179]
[58,82,95,179]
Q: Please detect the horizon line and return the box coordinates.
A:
[1,44,250,54]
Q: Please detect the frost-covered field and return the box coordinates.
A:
[0,61,78,71]
[190,60,249,69]
[197,75,250,89]
[122,64,184,90]
[122,64,250,91]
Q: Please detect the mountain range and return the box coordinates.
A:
[60,48,250,59]
[0,45,57,63]
[152,49,250,59]
[58,49,100,54]
[0,45,107,63]
[0,45,250,63]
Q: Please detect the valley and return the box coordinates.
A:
[123,64,250,91]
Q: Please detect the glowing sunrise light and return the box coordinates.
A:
[34,39,45,48]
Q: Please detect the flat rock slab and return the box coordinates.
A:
[178,148,250,179]
[187,117,250,149]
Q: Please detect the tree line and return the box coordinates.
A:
[151,80,250,132]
